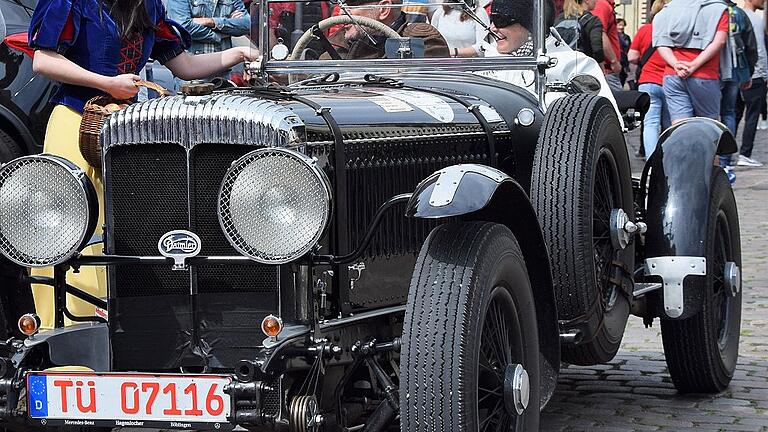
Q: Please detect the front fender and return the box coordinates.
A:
[406,164,560,408]
[645,118,735,258]
[405,164,510,218]
[11,323,109,372]
[644,118,736,319]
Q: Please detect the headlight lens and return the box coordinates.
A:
[0,155,97,267]
[218,148,331,264]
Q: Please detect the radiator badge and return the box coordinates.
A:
[158,230,202,271]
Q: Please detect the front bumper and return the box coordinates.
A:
[0,324,281,430]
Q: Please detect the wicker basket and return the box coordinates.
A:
[79,80,169,169]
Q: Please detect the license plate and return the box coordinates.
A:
[27,372,232,430]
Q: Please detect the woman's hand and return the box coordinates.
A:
[230,46,260,63]
[102,74,141,99]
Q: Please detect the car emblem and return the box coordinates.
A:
[158,230,202,270]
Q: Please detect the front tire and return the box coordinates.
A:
[661,168,742,393]
[400,222,540,431]
[531,94,633,365]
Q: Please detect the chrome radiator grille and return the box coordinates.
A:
[102,93,305,149]
[101,94,304,370]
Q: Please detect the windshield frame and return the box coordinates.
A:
[255,0,546,75]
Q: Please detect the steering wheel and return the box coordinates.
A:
[289,15,401,61]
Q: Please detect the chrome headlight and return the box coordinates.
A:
[218,148,331,264]
[0,155,97,267]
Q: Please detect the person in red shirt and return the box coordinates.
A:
[654,0,729,123]
[628,0,670,159]
[592,0,623,90]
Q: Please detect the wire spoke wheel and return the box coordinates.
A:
[661,168,742,393]
[712,210,733,351]
[532,94,633,365]
[593,149,621,312]
[401,222,540,431]
[478,286,523,432]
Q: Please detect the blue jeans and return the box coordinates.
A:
[639,83,671,159]
[663,75,722,121]
[720,80,740,136]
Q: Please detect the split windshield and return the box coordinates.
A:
[249,0,540,73]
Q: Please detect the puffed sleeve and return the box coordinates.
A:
[27,0,82,54]
[151,3,192,64]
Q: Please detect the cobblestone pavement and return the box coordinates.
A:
[540,128,768,431]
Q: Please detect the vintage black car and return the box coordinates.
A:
[0,0,742,431]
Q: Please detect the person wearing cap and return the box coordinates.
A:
[328,0,450,59]
[479,0,624,121]
[483,0,536,56]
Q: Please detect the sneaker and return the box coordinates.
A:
[737,154,764,167]
[724,166,737,184]
[758,120,768,130]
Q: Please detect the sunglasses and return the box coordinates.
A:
[490,12,517,28]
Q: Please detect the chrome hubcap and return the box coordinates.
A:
[724,261,741,297]
[504,364,529,415]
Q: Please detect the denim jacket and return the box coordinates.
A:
[167,0,250,54]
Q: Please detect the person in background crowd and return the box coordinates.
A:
[719,0,757,174]
[653,0,728,123]
[27,0,257,325]
[617,17,632,87]
[593,0,623,90]
[168,0,250,82]
[479,0,536,56]
[554,0,605,64]
[738,0,767,167]
[330,0,449,59]
[628,0,671,159]
[431,0,490,57]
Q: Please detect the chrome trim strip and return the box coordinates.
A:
[266,57,539,75]
[306,130,510,147]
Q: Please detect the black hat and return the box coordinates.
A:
[490,0,533,31]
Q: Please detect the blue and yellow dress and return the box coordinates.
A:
[28,0,190,328]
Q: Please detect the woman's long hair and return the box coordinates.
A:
[562,0,584,18]
[102,0,155,38]
[442,3,470,22]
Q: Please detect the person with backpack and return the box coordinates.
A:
[554,0,605,64]
[720,1,757,138]
[628,0,670,159]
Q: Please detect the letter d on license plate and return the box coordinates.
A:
[27,372,232,429]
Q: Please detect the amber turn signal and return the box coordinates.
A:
[18,313,41,336]
[261,315,283,338]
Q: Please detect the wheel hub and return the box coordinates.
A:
[609,209,645,250]
[503,364,529,415]
[724,261,741,297]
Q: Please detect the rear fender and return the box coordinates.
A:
[644,118,736,319]
[406,164,560,407]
